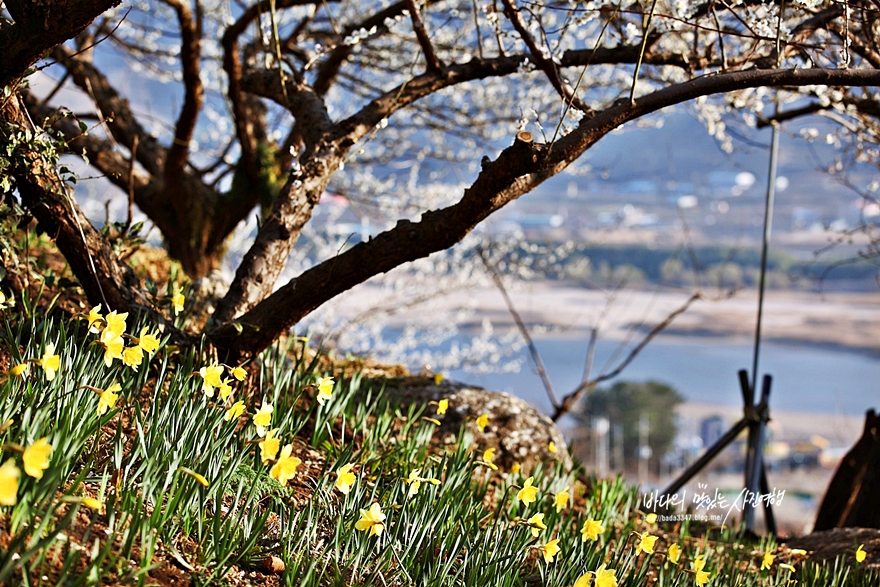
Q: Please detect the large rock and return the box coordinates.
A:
[394,377,572,472]
[787,527,878,567]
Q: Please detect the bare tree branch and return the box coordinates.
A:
[210,130,545,357]
[478,245,559,408]
[551,293,703,421]
[312,2,410,96]
[221,4,269,191]
[161,0,204,178]
[501,0,591,114]
[239,70,333,149]
[756,101,825,127]
[333,44,711,147]
[49,45,166,177]
[221,0,341,178]
[404,0,443,72]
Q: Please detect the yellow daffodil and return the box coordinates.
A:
[81,497,103,510]
[437,398,449,415]
[316,376,334,406]
[23,437,52,479]
[104,311,128,338]
[517,476,539,505]
[9,363,28,378]
[638,534,658,555]
[404,469,422,495]
[253,403,273,436]
[0,459,20,506]
[646,512,657,524]
[779,563,796,572]
[172,293,185,315]
[231,366,247,381]
[260,429,281,464]
[527,512,546,537]
[0,291,9,308]
[790,549,807,556]
[856,544,867,563]
[403,469,440,496]
[335,463,356,495]
[761,551,775,570]
[224,400,246,421]
[269,444,301,486]
[581,518,605,542]
[138,327,160,353]
[554,488,570,512]
[536,538,561,563]
[218,378,233,401]
[199,364,224,396]
[482,447,498,470]
[476,413,489,432]
[37,342,61,381]
[574,573,591,587]
[548,441,557,453]
[98,383,121,416]
[87,304,103,333]
[510,463,521,474]
[100,329,124,367]
[122,345,144,370]
[668,543,681,564]
[434,373,444,385]
[595,564,618,587]
[355,502,386,536]
[693,556,710,586]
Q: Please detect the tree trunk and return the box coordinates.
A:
[814,409,880,530]
[1,94,147,311]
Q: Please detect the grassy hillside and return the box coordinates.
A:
[0,295,875,586]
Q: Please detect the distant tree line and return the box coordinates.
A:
[486,243,879,291]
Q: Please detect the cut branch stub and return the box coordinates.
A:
[515,130,533,144]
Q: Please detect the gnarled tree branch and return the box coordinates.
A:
[211,66,880,359]
[162,0,204,178]
[50,45,166,177]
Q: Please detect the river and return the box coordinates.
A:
[447,336,880,417]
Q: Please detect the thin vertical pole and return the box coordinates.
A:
[753,0,786,391]
[751,123,780,390]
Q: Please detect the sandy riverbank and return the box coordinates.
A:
[363,282,880,357]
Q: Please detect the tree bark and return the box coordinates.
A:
[0,0,121,88]
[1,94,146,311]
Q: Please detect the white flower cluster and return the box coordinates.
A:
[344,25,379,47]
